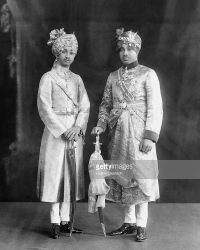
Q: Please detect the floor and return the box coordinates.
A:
[0,202,199,250]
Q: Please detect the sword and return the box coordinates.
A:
[69,139,77,237]
[95,132,107,237]
[98,206,106,237]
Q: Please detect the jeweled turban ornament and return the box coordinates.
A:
[116,28,142,54]
[47,28,78,57]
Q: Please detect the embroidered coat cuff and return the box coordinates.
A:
[144,130,159,143]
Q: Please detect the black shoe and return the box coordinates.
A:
[51,224,60,239]
[60,221,83,234]
[109,223,137,236]
[136,227,147,242]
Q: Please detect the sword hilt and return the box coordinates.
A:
[93,131,102,153]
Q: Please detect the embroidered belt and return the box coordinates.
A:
[113,101,146,110]
[53,107,78,115]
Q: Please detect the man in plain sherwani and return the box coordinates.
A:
[37,28,90,239]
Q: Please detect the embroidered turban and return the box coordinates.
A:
[116,28,142,54]
[47,28,78,57]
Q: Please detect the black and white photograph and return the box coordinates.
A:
[0,0,200,249]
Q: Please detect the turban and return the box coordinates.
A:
[47,28,78,57]
[116,28,142,54]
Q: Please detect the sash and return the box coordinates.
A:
[47,71,79,107]
[108,109,123,131]
[117,69,135,101]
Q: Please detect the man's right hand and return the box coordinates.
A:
[91,126,104,135]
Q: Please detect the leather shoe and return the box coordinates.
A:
[136,227,147,242]
[60,221,83,234]
[109,223,137,236]
[51,224,60,239]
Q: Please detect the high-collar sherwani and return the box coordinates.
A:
[37,68,90,202]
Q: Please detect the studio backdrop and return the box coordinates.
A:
[0,0,200,202]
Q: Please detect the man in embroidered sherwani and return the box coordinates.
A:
[92,28,163,242]
[37,28,90,239]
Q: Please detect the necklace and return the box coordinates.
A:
[55,69,72,83]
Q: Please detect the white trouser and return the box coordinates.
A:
[50,202,70,224]
[124,202,148,227]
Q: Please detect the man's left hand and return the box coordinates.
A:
[139,139,154,153]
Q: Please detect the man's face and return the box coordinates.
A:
[57,46,76,67]
[119,43,137,65]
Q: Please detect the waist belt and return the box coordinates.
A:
[53,107,78,115]
[113,101,146,110]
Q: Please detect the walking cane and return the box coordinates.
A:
[69,139,77,237]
